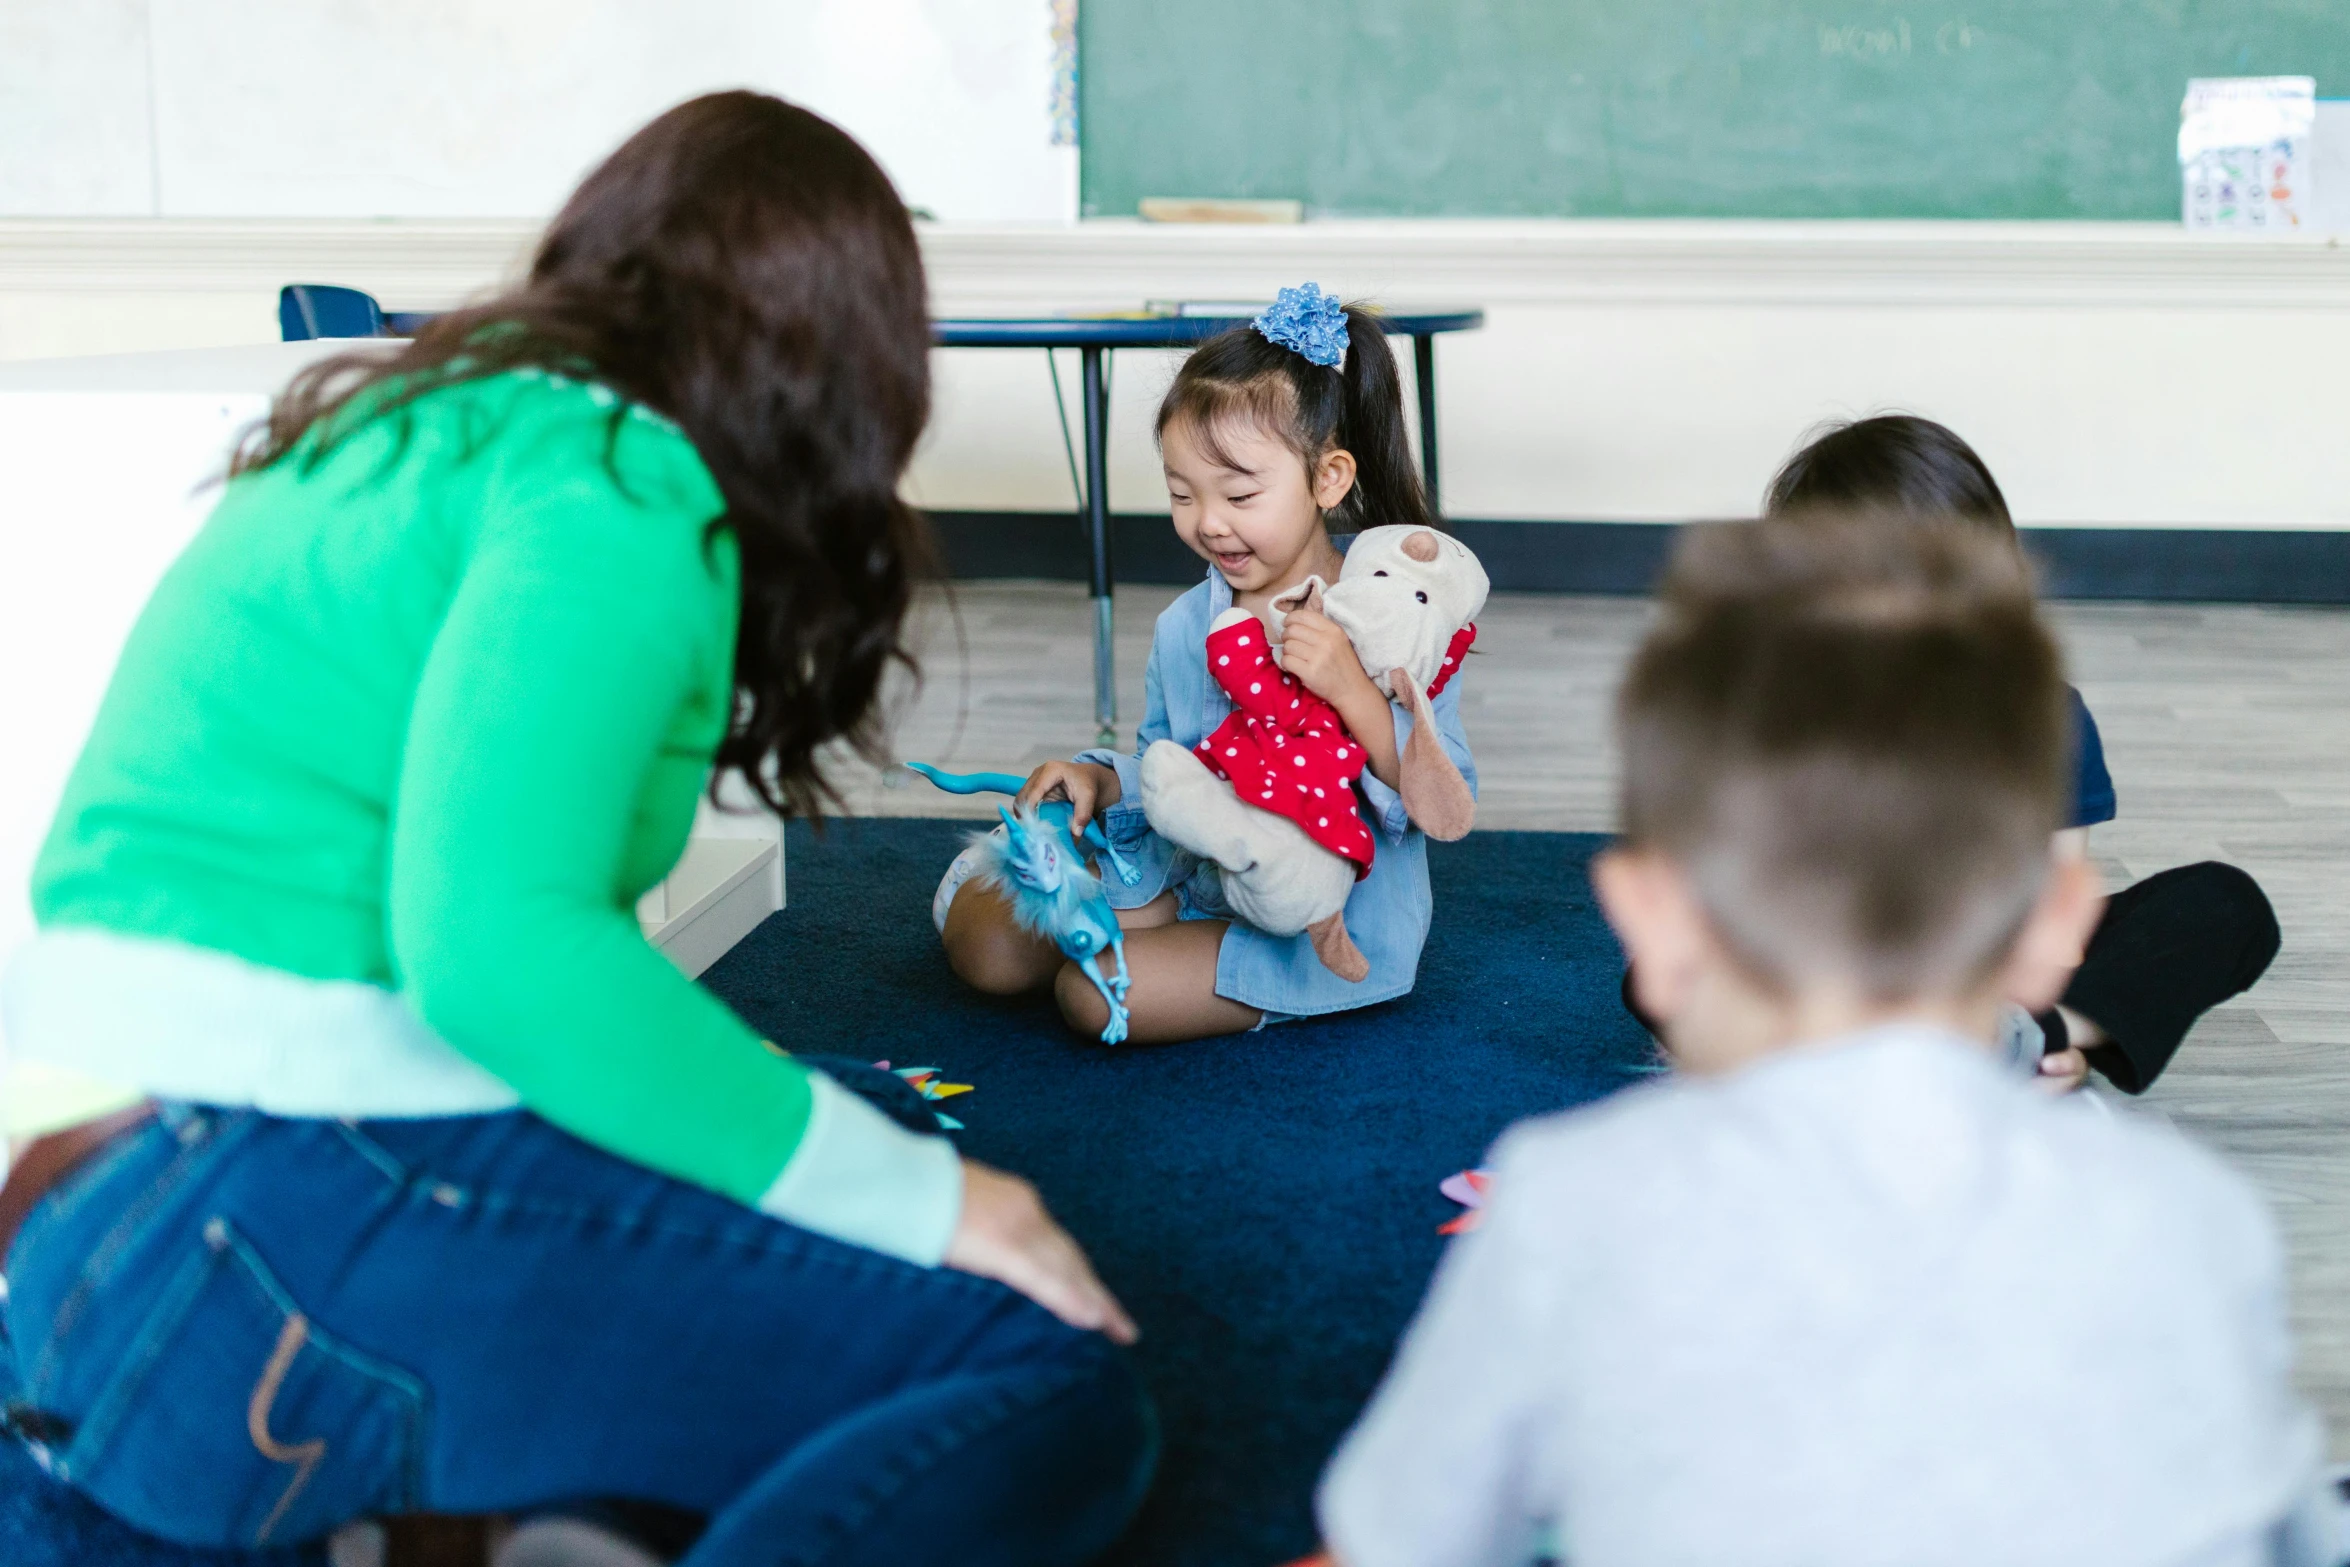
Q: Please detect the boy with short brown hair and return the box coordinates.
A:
[1316,514,2333,1567]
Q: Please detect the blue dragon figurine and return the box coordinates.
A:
[906,763,1143,1045]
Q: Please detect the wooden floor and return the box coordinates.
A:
[831,579,2350,1451]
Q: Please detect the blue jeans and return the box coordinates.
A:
[0,1087,1155,1564]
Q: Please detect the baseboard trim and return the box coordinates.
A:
[926,512,2350,605]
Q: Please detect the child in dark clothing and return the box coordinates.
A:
[1318,514,2332,1567]
[1759,415,2281,1093]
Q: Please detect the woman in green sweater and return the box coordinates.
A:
[0,94,1149,1566]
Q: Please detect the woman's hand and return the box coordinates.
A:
[1280,608,1379,710]
[1016,761,1121,833]
[946,1160,1139,1344]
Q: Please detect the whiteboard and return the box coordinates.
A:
[2,0,1075,221]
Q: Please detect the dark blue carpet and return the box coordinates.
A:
[706,820,1655,1567]
[0,820,1653,1567]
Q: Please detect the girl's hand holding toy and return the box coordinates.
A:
[1017,759,1122,834]
[1273,602,1402,789]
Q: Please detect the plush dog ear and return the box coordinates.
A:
[1307,910,1370,982]
[1271,576,1326,619]
[1393,669,1476,842]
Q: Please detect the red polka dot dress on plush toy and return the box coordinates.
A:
[1193,618,1377,878]
[1428,625,1476,700]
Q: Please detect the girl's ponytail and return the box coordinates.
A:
[1330,307,1434,535]
[1155,283,1437,535]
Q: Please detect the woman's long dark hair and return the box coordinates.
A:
[1154,304,1433,534]
[234,91,935,819]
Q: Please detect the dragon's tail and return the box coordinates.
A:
[905,761,1026,798]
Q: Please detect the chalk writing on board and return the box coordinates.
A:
[1820,20,1911,59]
[1819,19,1983,62]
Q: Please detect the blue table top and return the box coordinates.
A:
[327,309,1483,350]
[932,309,1483,349]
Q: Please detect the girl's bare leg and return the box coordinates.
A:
[944,886,1182,995]
[1115,892,1180,931]
[1054,918,1262,1044]
[942,882,1061,994]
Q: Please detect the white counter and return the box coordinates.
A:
[0,343,783,1050]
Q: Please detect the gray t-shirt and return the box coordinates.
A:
[1320,1025,2332,1567]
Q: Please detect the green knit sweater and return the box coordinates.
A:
[15,368,958,1261]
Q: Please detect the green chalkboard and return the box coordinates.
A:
[1079,1,2345,219]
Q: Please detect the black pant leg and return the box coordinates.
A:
[2064,861,2280,1094]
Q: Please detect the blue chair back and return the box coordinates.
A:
[278,284,385,341]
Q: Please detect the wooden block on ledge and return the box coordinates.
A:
[1138,197,1304,223]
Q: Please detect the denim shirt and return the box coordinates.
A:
[1077,567,1478,1018]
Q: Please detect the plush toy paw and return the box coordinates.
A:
[1307,910,1371,982]
[1140,739,1261,870]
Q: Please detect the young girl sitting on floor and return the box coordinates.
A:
[936,284,1476,1044]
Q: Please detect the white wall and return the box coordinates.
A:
[0,0,1073,222]
[911,220,2350,531]
[0,343,787,1029]
[3,217,2347,529]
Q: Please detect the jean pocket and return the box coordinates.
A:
[57,1216,424,1549]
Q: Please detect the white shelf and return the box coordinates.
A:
[638,833,786,980]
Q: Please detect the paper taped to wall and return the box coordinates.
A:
[2315,101,2350,233]
[2180,76,2316,231]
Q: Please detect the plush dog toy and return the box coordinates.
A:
[1139,525,1489,979]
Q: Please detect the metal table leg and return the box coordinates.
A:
[1413,334,1442,516]
[1081,346,1116,745]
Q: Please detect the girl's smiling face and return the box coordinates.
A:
[1161,413,1356,597]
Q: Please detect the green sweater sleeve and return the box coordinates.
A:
[385,408,958,1260]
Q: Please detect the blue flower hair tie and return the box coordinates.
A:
[1253,282,1348,368]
